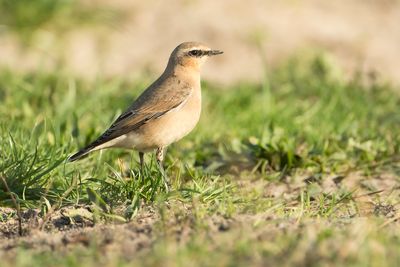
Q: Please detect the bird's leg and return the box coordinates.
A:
[138,151,144,172]
[156,147,169,192]
[138,151,145,183]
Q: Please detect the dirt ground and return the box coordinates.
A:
[1,170,398,259]
[0,0,399,85]
[0,206,158,258]
[0,204,236,260]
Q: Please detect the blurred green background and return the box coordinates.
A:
[0,0,399,84]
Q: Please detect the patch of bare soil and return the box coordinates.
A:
[0,203,236,259]
[0,206,157,257]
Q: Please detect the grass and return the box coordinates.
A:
[0,55,400,266]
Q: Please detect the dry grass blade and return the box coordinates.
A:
[39,174,78,230]
[1,175,22,236]
[379,214,400,229]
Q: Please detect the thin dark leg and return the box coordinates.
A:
[156,147,169,192]
[139,151,144,172]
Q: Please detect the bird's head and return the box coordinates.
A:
[168,42,223,71]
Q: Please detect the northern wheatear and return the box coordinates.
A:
[69,42,223,187]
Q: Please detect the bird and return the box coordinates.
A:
[69,41,223,189]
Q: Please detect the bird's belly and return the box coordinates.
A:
[135,93,201,151]
[139,106,200,149]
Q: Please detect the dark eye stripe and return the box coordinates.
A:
[188,50,203,57]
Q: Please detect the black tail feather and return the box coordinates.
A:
[68,147,93,162]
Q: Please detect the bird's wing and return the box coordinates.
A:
[85,80,193,150]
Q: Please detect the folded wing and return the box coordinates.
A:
[68,80,192,161]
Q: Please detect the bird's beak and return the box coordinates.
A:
[207,50,223,56]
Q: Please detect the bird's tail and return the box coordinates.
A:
[69,131,115,162]
[68,146,94,162]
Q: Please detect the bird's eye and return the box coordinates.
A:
[188,50,202,57]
